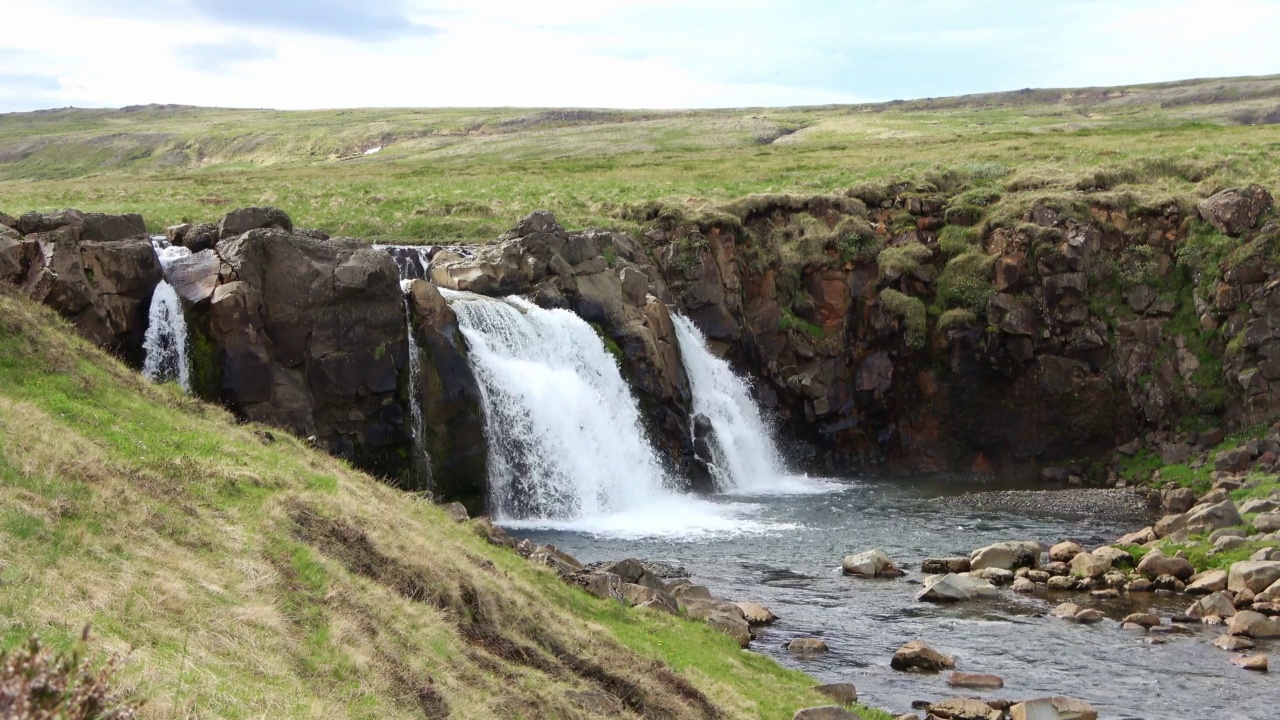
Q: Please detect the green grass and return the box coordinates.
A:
[0,290,869,720]
[3,76,1280,242]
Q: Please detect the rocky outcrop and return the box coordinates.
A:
[405,279,488,511]
[169,227,413,479]
[1197,185,1273,237]
[1,209,161,364]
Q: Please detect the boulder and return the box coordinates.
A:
[1259,579,1280,603]
[1073,608,1104,624]
[1090,546,1133,568]
[1049,541,1083,563]
[1230,654,1268,671]
[1161,487,1197,514]
[684,599,750,647]
[890,641,954,672]
[1240,498,1280,514]
[787,637,829,654]
[1117,527,1156,545]
[1012,577,1037,594]
[620,583,677,613]
[1137,551,1195,581]
[1069,552,1111,579]
[813,683,857,705]
[1228,610,1280,638]
[734,601,778,626]
[1050,602,1081,619]
[1228,561,1280,594]
[1125,578,1154,593]
[970,541,1041,571]
[1188,591,1237,620]
[793,707,858,720]
[1122,613,1161,628]
[1186,570,1229,595]
[600,559,667,593]
[841,548,902,577]
[440,502,469,523]
[1153,574,1186,592]
[947,672,1003,689]
[922,557,971,574]
[1008,696,1099,720]
[1255,513,1280,533]
[928,697,1001,720]
[218,206,293,239]
[971,567,1014,585]
[1047,576,1077,591]
[1153,513,1188,538]
[1197,185,1274,236]
[567,572,623,601]
[916,573,998,602]
[1214,634,1255,650]
[1184,499,1244,534]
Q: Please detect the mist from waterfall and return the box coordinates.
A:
[142,239,192,390]
[444,290,784,538]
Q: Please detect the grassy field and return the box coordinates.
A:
[0,289,884,720]
[2,75,1280,242]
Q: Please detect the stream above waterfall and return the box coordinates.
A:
[510,477,1273,720]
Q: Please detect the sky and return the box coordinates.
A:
[2,0,1279,112]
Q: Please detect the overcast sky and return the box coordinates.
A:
[3,0,1279,112]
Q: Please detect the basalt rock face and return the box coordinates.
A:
[0,208,161,365]
[429,211,711,490]
[405,279,488,512]
[169,227,413,479]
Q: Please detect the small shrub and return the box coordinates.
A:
[0,635,139,720]
[880,288,927,349]
[937,225,978,257]
[876,242,933,280]
[937,308,977,331]
[779,308,824,339]
[935,250,996,315]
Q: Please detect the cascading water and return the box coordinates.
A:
[671,314,804,494]
[376,244,436,488]
[142,238,192,390]
[445,291,769,537]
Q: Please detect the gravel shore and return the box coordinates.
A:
[935,487,1156,523]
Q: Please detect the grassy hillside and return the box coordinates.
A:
[2,75,1279,242]
[0,288,871,720]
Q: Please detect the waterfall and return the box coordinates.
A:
[142,238,192,390]
[671,314,791,492]
[376,244,435,489]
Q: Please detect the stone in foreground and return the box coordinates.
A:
[1230,654,1268,671]
[1214,635,1255,651]
[890,640,954,672]
[734,601,778,626]
[929,697,1002,720]
[1228,610,1280,638]
[947,671,1004,689]
[793,707,858,720]
[1009,696,1099,720]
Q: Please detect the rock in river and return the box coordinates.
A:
[1229,560,1280,594]
[947,671,1004,689]
[917,573,998,602]
[890,641,954,672]
[1228,610,1280,638]
[787,637,829,654]
[841,548,904,577]
[1009,696,1099,720]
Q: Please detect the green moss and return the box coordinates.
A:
[880,288,928,349]
[780,308,825,339]
[937,308,977,331]
[1117,448,1163,482]
[937,224,979,256]
[935,250,995,315]
[876,242,933,280]
[589,322,624,363]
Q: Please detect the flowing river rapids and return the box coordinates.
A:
[441,289,1274,720]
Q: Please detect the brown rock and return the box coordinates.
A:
[890,640,954,672]
[1197,185,1274,236]
[814,683,857,705]
[787,637,830,654]
[947,671,1004,689]
[1230,654,1269,671]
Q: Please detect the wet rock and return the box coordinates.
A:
[1228,610,1280,638]
[922,557,971,574]
[1153,574,1185,592]
[1012,577,1037,594]
[890,640,954,672]
[1091,546,1133,568]
[1049,541,1083,563]
[1122,613,1161,628]
[841,548,903,577]
[1073,608,1104,624]
[947,672,1004,689]
[1228,560,1280,594]
[1125,578,1154,593]
[1197,185,1274,236]
[1008,696,1099,720]
[1050,602,1081,619]
[917,573,998,602]
[792,707,857,720]
[970,541,1041,571]
[1137,551,1195,581]
[1044,561,1069,577]
[734,601,778,626]
[1047,576,1077,591]
[928,697,1001,720]
[1214,635,1255,651]
[1230,654,1269,671]
[1026,570,1051,584]
[814,683,857,705]
[971,567,1015,585]
[787,637,830,654]
[1188,591,1237,620]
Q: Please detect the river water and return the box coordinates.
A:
[509,477,1275,720]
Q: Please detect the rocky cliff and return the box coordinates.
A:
[4,178,1278,504]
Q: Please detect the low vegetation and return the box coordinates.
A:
[0,289,873,719]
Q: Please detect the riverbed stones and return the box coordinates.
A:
[970,541,1041,571]
[734,601,778,626]
[1049,541,1083,562]
[922,557,971,574]
[890,641,954,672]
[1073,608,1104,624]
[1153,574,1185,592]
[792,707,858,720]
[1044,561,1069,576]
[1137,550,1195,581]
[916,573,998,602]
[1125,578,1154,593]
[1214,634,1255,650]
[1228,610,1280,638]
[1012,577,1036,593]
[947,672,1004,689]
[787,637,830,654]
[1259,579,1280,603]
[971,567,1014,585]
[1008,696,1099,720]
[1069,552,1111,579]
[1090,545,1132,568]
[1047,576,1077,591]
[1230,654,1269,671]
[1050,602,1081,619]
[1186,570,1229,595]
[813,683,857,705]
[841,548,903,577]
[1188,591,1236,620]
[1228,560,1280,593]
[1122,613,1161,628]
[928,697,1001,720]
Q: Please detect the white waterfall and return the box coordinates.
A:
[671,313,796,493]
[445,291,763,537]
[399,279,432,488]
[142,239,192,390]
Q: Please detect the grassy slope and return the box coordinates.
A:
[0,290,880,720]
[2,75,1280,242]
